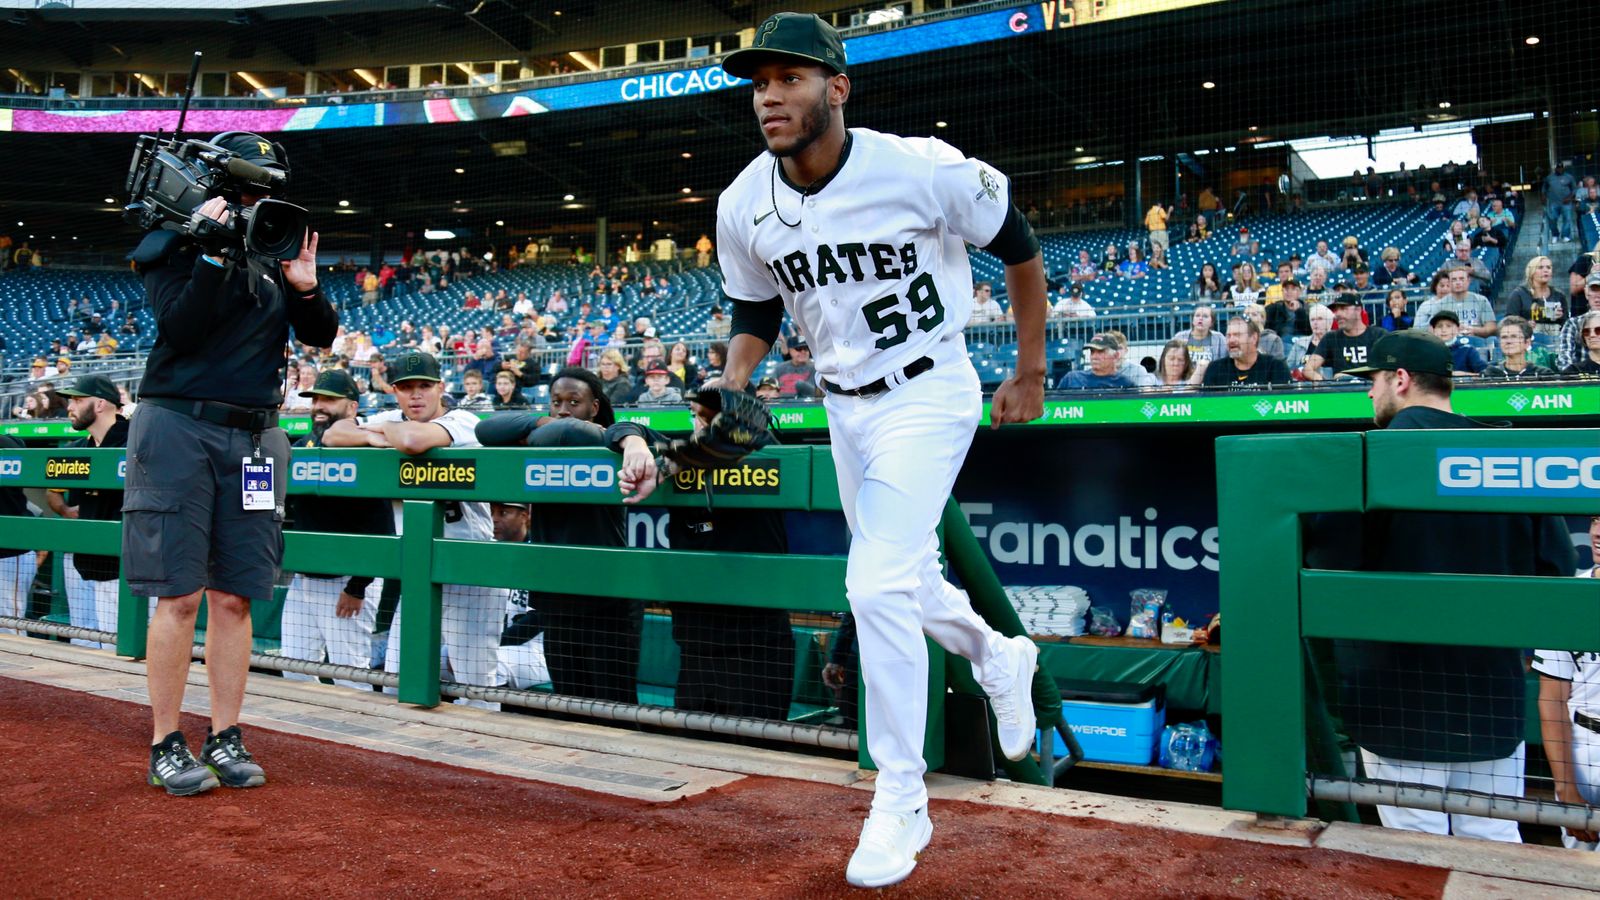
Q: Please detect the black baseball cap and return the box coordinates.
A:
[1084,335,1116,351]
[1429,309,1461,326]
[790,336,809,350]
[300,368,360,400]
[388,350,442,384]
[722,13,847,79]
[57,374,120,405]
[1343,331,1453,378]
[1327,294,1359,308]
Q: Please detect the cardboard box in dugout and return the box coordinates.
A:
[1038,680,1166,765]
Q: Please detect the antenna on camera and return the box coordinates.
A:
[172,51,202,144]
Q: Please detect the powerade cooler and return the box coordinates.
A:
[1040,680,1166,765]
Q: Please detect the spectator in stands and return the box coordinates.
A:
[1174,305,1227,367]
[120,315,141,339]
[1059,335,1137,390]
[1424,194,1451,221]
[281,363,317,413]
[1227,262,1263,306]
[1428,311,1486,376]
[595,349,633,407]
[1543,163,1579,244]
[26,358,49,385]
[1435,242,1492,294]
[1482,316,1554,380]
[1191,263,1225,304]
[1144,202,1171,258]
[1374,248,1419,288]
[1230,228,1252,257]
[1099,243,1120,275]
[1303,295,1387,380]
[970,282,1005,323]
[455,370,494,411]
[700,343,727,384]
[1576,175,1600,215]
[773,338,816,397]
[1472,215,1509,253]
[1262,261,1294,301]
[1380,289,1414,332]
[1556,274,1600,370]
[1184,223,1202,243]
[695,233,714,268]
[1052,284,1095,319]
[1117,246,1149,279]
[753,377,781,401]
[1308,240,1339,274]
[463,340,500,383]
[1197,187,1220,215]
[1241,303,1284,359]
[1156,340,1195,388]
[546,290,569,315]
[418,325,442,356]
[1194,214,1211,240]
[1302,266,1334,305]
[360,269,380,305]
[1485,196,1516,230]
[461,291,481,311]
[1349,265,1380,298]
[1148,245,1170,271]
[491,370,529,409]
[1415,268,1498,337]
[1501,256,1567,339]
[1200,317,1289,388]
[1070,249,1097,284]
[636,364,682,407]
[706,306,731,340]
[1564,310,1600,377]
[1339,236,1366,270]
[666,342,698,389]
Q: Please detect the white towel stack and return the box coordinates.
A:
[1004,585,1091,637]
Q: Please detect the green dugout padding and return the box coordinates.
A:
[1037,642,1218,716]
[0,444,1061,787]
[1217,428,1600,819]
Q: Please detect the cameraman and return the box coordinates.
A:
[125,132,337,796]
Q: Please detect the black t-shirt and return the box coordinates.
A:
[140,242,339,408]
[1312,326,1388,374]
[285,432,396,595]
[1200,353,1290,388]
[0,435,33,560]
[61,417,129,580]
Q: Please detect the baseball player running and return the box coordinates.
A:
[696,13,1046,888]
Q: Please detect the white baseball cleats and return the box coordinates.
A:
[846,806,933,888]
[980,634,1040,761]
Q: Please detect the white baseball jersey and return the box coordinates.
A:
[1533,643,1600,719]
[717,128,1010,391]
[363,408,494,543]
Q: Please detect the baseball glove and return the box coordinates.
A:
[660,387,774,471]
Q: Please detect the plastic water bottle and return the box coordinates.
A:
[1167,725,1206,772]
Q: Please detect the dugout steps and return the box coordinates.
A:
[4,634,1598,895]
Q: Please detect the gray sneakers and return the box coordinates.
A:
[148,732,221,796]
[201,725,266,788]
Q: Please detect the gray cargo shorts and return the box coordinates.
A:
[121,402,291,601]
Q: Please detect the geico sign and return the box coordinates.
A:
[524,459,615,491]
[1437,451,1600,496]
[290,460,359,484]
[0,457,20,477]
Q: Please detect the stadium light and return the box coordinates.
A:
[1438,101,1452,109]
[454,167,466,174]
[1201,81,1215,90]
[1073,146,1083,152]
[935,121,947,128]
[563,193,575,201]
[495,220,505,226]
[337,199,350,207]
[103,197,114,204]
[424,229,456,240]
[681,187,692,194]
[384,222,394,228]
[1524,36,1539,45]
[681,152,692,159]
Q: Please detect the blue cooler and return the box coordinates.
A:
[1042,680,1166,765]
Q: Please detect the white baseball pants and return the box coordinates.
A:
[280,574,381,690]
[0,551,37,635]
[385,582,508,711]
[62,554,120,649]
[1359,744,1525,842]
[826,356,1008,814]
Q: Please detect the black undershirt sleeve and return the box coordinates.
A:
[984,201,1041,266]
[729,295,785,345]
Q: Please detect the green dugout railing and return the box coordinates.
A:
[3,381,1592,442]
[1217,427,1600,823]
[0,444,1064,786]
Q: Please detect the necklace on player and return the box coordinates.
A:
[769,132,853,229]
